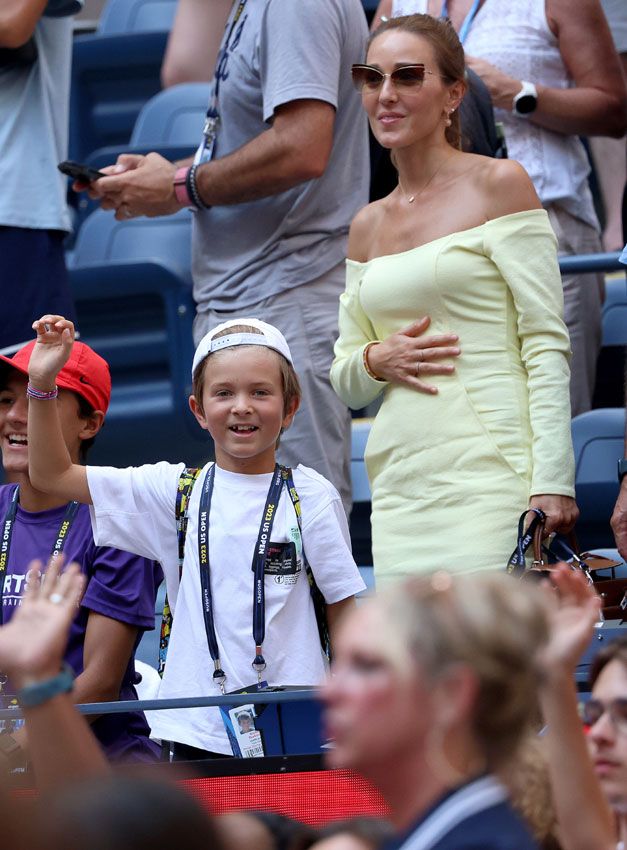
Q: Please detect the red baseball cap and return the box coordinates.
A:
[0,340,111,414]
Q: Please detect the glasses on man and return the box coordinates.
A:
[351,63,438,93]
[581,697,627,733]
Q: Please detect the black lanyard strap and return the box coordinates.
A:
[197,464,286,693]
[506,508,547,576]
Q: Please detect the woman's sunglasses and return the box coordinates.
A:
[351,64,437,93]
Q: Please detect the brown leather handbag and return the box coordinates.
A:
[507,509,625,618]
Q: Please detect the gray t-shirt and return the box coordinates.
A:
[192,0,370,312]
[0,0,81,231]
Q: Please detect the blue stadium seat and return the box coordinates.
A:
[69,31,168,162]
[70,207,193,284]
[84,83,209,187]
[70,209,208,468]
[572,408,625,549]
[98,0,177,34]
[602,275,627,347]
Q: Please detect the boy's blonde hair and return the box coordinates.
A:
[192,324,301,416]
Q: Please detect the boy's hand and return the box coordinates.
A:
[29,315,76,388]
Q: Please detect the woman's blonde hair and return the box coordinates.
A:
[368,14,466,149]
[380,571,548,770]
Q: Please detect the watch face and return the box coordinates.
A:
[515,94,537,115]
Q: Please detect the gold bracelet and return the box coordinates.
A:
[363,342,384,381]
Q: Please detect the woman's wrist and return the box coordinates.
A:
[363,342,385,381]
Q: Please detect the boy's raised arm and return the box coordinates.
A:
[27,316,92,505]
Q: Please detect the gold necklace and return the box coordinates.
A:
[398,156,452,203]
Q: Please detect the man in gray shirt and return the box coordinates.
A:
[90,0,370,511]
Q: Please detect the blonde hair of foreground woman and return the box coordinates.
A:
[325,571,549,784]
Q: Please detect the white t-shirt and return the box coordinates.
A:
[87,462,365,753]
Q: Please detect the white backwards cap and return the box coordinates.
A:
[192,317,294,378]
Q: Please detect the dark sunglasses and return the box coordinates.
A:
[351,63,436,92]
[581,697,627,733]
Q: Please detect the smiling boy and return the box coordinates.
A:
[0,341,162,767]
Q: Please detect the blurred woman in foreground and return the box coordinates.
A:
[323,571,548,849]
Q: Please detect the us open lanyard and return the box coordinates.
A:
[0,486,79,691]
[440,0,482,44]
[197,463,286,694]
[195,0,249,165]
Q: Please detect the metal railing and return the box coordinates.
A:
[0,688,319,721]
[559,251,624,275]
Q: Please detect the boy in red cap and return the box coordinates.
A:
[0,340,163,768]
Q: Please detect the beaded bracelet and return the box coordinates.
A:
[186,164,211,211]
[363,342,384,382]
[26,383,58,401]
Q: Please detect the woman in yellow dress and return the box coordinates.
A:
[330,14,578,585]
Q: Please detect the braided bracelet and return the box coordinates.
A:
[26,383,58,400]
[186,164,211,211]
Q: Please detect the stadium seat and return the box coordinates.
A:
[571,408,625,549]
[70,207,193,282]
[593,274,627,408]
[98,0,177,34]
[602,275,627,347]
[69,209,208,468]
[83,82,209,190]
[68,1,184,162]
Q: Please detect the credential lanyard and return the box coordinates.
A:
[440,0,482,44]
[197,464,285,693]
[195,0,249,165]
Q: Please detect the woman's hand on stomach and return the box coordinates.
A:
[366,316,460,395]
[529,494,579,535]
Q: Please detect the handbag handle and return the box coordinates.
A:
[506,508,547,575]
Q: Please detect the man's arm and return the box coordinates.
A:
[611,356,627,560]
[0,0,47,48]
[161,0,232,88]
[90,99,336,219]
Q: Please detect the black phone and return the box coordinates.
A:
[58,160,106,183]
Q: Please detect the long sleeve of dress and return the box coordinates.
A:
[483,212,575,497]
[330,261,389,410]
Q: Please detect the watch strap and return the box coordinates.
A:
[513,80,538,115]
[16,663,74,708]
[618,458,627,483]
[173,166,195,208]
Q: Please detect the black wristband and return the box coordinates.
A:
[186,164,211,211]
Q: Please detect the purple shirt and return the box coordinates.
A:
[0,484,163,762]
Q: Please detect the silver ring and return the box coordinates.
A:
[123,207,132,218]
[49,593,64,605]
[416,361,421,376]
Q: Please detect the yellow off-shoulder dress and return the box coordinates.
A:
[330,210,575,585]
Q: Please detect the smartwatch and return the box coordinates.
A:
[618,458,627,484]
[513,81,538,116]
